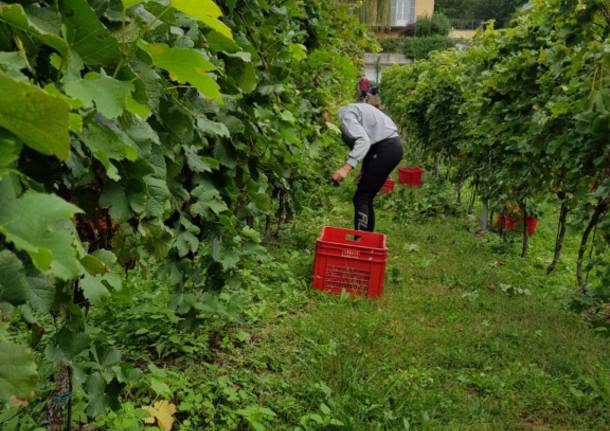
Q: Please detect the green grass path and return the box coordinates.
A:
[224,198,610,430]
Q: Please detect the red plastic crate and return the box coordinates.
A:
[497,214,538,236]
[312,226,388,299]
[380,178,394,193]
[398,166,423,187]
[527,217,538,236]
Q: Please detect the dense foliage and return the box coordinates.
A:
[0,0,375,427]
[413,13,451,37]
[379,35,466,59]
[435,0,527,28]
[382,0,610,297]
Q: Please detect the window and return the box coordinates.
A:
[392,0,416,26]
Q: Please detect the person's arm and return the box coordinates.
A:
[342,116,372,168]
[331,163,352,182]
[332,113,371,183]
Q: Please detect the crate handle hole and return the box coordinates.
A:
[345,234,362,241]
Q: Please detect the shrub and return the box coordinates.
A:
[414,13,452,37]
[402,35,457,59]
[381,36,466,60]
[379,37,402,52]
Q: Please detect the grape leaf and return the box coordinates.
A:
[214,245,239,270]
[59,0,120,65]
[144,175,171,218]
[197,116,230,137]
[0,74,71,160]
[139,41,222,103]
[0,250,28,306]
[0,132,22,179]
[81,273,109,305]
[100,181,132,222]
[184,146,220,173]
[0,180,83,280]
[190,185,228,216]
[85,372,111,417]
[235,61,257,94]
[0,341,38,403]
[64,72,134,119]
[170,0,232,41]
[176,217,200,258]
[206,30,240,53]
[28,274,55,314]
[0,51,27,80]
[121,0,143,8]
[0,3,69,58]
[80,119,139,181]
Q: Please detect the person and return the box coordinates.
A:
[331,103,403,232]
[364,93,380,109]
[358,74,370,100]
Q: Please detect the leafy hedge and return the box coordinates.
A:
[413,13,452,37]
[0,0,375,426]
[382,0,610,294]
[380,35,467,59]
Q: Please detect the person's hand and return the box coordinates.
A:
[331,164,353,183]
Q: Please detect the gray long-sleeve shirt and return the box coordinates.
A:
[338,103,399,167]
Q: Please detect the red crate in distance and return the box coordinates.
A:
[497,214,538,236]
[527,217,538,236]
[312,226,388,299]
[399,166,423,187]
[380,177,395,193]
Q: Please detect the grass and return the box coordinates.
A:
[83,181,610,430]
[206,185,610,430]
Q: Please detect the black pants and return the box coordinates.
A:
[353,137,403,231]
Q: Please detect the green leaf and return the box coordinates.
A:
[121,0,143,8]
[0,180,83,280]
[170,0,233,41]
[80,119,139,181]
[190,185,228,216]
[69,113,83,133]
[28,274,55,313]
[197,116,230,137]
[288,43,307,62]
[86,372,110,417]
[0,132,22,178]
[92,250,122,291]
[206,30,240,53]
[139,42,222,103]
[64,72,134,119]
[149,377,172,398]
[0,4,69,58]
[138,221,174,260]
[215,245,239,270]
[0,250,28,306]
[43,83,84,109]
[0,74,71,160]
[81,250,122,293]
[184,146,219,173]
[176,222,199,257]
[144,175,171,218]
[59,0,121,65]
[235,62,257,94]
[81,273,110,305]
[125,94,151,118]
[0,51,27,80]
[213,141,237,168]
[0,341,38,403]
[100,181,132,222]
